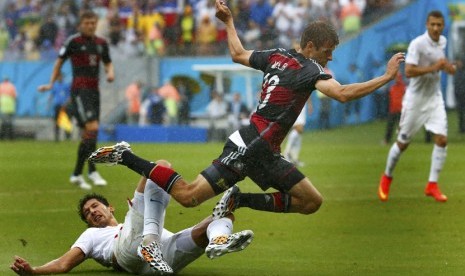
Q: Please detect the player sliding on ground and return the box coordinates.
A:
[89,0,404,219]
[10,160,253,275]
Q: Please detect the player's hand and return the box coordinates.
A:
[37,84,52,92]
[435,58,447,71]
[385,52,405,80]
[215,0,232,23]
[107,75,114,83]
[10,256,34,275]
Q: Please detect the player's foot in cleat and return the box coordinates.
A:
[212,185,240,220]
[137,241,173,274]
[88,141,131,165]
[205,230,254,259]
[425,182,447,202]
[88,171,107,186]
[70,175,92,190]
[378,173,392,201]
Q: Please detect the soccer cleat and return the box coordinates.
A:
[212,185,240,220]
[70,175,92,190]
[425,182,447,202]
[205,230,254,259]
[88,141,131,165]
[137,241,173,274]
[88,171,107,186]
[378,173,393,201]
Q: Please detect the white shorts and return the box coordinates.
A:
[113,193,204,275]
[294,108,307,126]
[397,103,447,143]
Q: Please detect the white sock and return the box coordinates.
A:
[142,180,170,245]
[385,143,402,177]
[284,129,299,160]
[206,217,233,241]
[290,132,302,161]
[428,145,447,182]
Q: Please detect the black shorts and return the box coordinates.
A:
[70,89,100,127]
[201,126,305,194]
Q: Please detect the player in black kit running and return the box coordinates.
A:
[90,0,404,217]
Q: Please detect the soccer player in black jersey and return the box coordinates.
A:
[90,1,404,216]
[39,11,114,190]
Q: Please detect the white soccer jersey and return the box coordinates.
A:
[72,225,120,267]
[397,31,449,142]
[403,31,447,110]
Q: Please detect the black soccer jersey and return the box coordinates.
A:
[59,33,111,91]
[248,48,332,152]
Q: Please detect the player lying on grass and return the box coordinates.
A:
[10,160,253,275]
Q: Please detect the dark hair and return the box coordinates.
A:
[79,10,98,22]
[77,193,110,223]
[427,10,444,21]
[300,20,339,50]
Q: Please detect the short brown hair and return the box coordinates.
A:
[79,10,98,22]
[427,10,444,21]
[300,20,339,50]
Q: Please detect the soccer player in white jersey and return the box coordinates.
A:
[10,160,253,275]
[378,10,456,202]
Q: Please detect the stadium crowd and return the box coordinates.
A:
[1,0,413,61]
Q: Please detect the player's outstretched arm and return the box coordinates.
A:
[215,0,253,66]
[315,52,405,103]
[11,248,86,275]
[38,58,65,92]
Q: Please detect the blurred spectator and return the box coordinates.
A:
[383,72,405,145]
[159,0,179,55]
[0,24,10,60]
[38,71,72,141]
[340,0,362,36]
[108,9,122,46]
[196,14,217,55]
[36,15,58,49]
[179,5,195,55]
[272,0,295,49]
[158,80,180,125]
[227,92,249,133]
[206,91,228,141]
[249,0,273,30]
[0,77,17,140]
[176,79,193,125]
[4,2,19,40]
[234,0,250,38]
[146,22,165,56]
[125,80,142,125]
[141,88,166,125]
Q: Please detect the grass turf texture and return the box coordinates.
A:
[1,115,465,275]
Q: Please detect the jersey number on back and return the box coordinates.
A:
[259,73,280,109]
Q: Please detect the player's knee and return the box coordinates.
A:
[300,194,323,215]
[434,135,447,147]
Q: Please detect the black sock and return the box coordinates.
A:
[121,151,156,178]
[237,192,291,213]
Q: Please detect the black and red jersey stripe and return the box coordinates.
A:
[59,33,111,91]
[248,48,332,152]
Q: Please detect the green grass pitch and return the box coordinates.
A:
[1,114,465,275]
